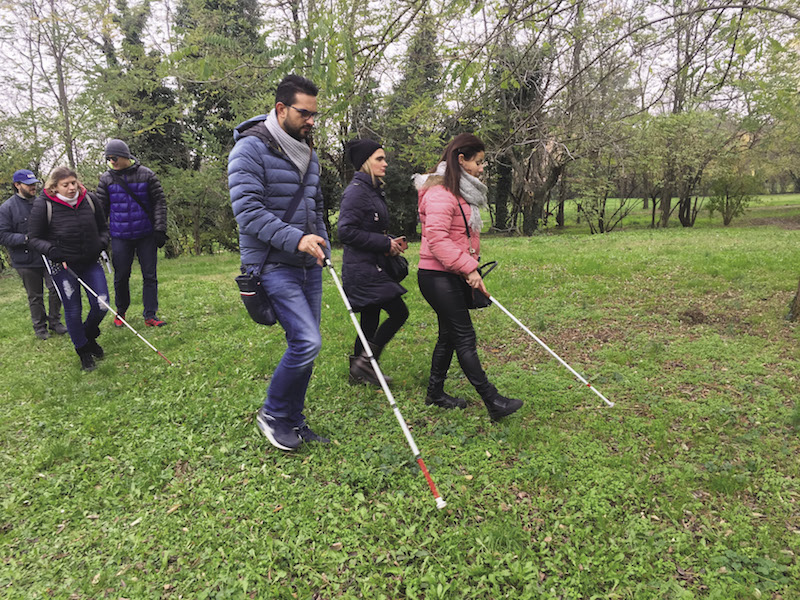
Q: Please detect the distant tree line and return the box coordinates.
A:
[0,0,798,271]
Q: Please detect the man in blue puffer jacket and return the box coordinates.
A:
[95,139,168,328]
[228,74,330,452]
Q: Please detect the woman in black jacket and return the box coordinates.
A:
[27,166,111,371]
[338,139,408,385]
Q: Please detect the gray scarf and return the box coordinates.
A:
[414,162,488,232]
[265,109,312,176]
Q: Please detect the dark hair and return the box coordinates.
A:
[438,133,485,198]
[275,74,319,106]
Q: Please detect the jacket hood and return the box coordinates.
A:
[233,114,268,142]
[414,174,444,204]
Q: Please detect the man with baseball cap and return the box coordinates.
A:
[0,170,67,339]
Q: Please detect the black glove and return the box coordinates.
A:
[154,231,167,248]
[48,246,65,262]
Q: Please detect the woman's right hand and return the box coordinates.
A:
[388,237,405,256]
[465,269,489,297]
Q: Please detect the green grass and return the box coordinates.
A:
[1,224,799,598]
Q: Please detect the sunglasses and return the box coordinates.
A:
[106,156,119,162]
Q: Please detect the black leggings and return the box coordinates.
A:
[354,296,409,356]
[417,269,491,394]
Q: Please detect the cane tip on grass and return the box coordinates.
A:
[436,498,447,510]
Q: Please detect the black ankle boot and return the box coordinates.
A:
[425,391,467,409]
[348,342,392,386]
[76,344,96,372]
[425,376,467,409]
[480,385,523,420]
[85,339,104,359]
[349,355,389,386]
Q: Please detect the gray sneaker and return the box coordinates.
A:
[256,409,301,451]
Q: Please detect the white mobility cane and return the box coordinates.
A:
[322,255,447,510]
[487,294,614,408]
[57,260,174,366]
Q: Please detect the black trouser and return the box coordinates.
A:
[354,296,409,357]
[16,267,61,332]
[417,269,492,396]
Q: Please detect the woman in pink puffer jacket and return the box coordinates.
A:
[414,133,524,420]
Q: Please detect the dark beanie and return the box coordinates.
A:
[346,138,382,171]
[105,139,132,159]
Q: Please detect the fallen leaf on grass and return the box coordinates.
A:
[273,505,283,513]
[86,514,99,520]
[464,475,473,480]
[166,504,181,515]
[129,517,142,527]
[330,542,343,551]
[91,572,101,585]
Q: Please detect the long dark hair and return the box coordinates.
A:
[437,133,485,199]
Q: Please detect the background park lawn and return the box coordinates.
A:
[1,215,799,598]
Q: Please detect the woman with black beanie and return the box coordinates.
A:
[338,139,409,386]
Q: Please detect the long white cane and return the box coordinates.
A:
[323,256,447,510]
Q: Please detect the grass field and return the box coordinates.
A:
[1,215,799,598]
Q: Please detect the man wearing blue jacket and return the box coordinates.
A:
[0,170,67,339]
[228,74,330,451]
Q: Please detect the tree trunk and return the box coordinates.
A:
[659,182,672,228]
[678,194,693,227]
[495,159,511,230]
[789,277,800,322]
[556,172,566,228]
[522,197,536,236]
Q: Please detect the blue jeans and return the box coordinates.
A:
[112,235,158,319]
[258,263,323,427]
[51,262,109,349]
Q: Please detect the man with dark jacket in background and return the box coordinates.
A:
[95,139,168,327]
[0,170,67,339]
[228,74,330,451]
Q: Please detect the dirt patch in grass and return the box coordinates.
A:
[744,215,800,229]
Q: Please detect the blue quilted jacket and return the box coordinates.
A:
[228,115,329,267]
[96,162,167,240]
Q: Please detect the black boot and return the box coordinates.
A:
[349,342,391,386]
[84,324,104,358]
[425,377,467,409]
[424,344,466,408]
[349,354,391,386]
[84,339,104,359]
[76,344,96,372]
[425,391,467,409]
[479,383,523,421]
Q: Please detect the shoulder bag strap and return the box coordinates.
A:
[457,201,477,257]
[110,172,153,224]
[251,165,314,276]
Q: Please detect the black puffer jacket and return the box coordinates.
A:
[337,172,406,311]
[28,188,110,266]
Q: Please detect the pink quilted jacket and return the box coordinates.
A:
[417,182,480,276]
